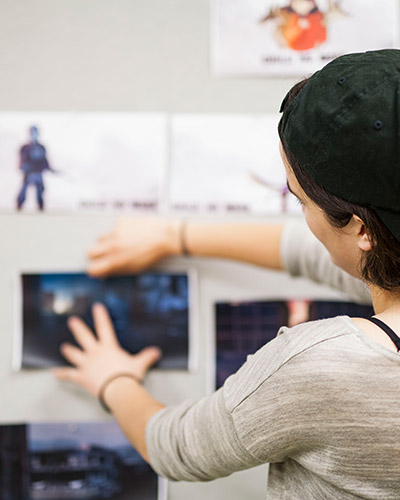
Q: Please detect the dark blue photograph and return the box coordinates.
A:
[0,421,162,500]
[20,272,190,370]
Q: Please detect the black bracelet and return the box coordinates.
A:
[98,373,143,413]
[180,219,190,256]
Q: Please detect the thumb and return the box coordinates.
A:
[136,346,162,372]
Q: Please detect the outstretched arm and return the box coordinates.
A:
[53,302,266,478]
[325,0,347,21]
[87,217,285,277]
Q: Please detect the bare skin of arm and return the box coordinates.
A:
[63,219,285,459]
[56,220,284,460]
[87,217,285,277]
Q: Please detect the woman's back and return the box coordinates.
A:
[147,315,400,499]
[263,317,400,499]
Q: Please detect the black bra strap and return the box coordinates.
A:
[366,317,400,352]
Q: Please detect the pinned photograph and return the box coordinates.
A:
[0,113,166,213]
[0,421,166,500]
[212,0,398,76]
[169,114,301,215]
[14,271,195,371]
[215,299,373,388]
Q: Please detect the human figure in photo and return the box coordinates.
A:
[16,125,55,211]
[260,0,346,51]
[249,170,292,212]
[286,299,311,327]
[55,50,400,499]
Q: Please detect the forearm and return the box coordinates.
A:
[103,377,165,462]
[88,218,285,276]
[178,221,284,270]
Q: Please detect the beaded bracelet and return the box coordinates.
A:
[98,372,143,413]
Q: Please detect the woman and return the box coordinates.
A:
[54,50,400,499]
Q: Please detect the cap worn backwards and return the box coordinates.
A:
[280,49,400,241]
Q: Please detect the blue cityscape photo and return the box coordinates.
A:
[0,421,159,500]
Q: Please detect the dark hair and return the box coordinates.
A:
[278,78,400,291]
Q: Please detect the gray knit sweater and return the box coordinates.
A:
[146,221,400,499]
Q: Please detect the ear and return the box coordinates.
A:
[352,215,372,252]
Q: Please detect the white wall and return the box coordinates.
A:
[0,1,380,499]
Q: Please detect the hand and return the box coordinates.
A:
[87,217,182,278]
[326,0,347,19]
[53,303,162,398]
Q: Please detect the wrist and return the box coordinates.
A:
[164,218,188,257]
[99,373,142,413]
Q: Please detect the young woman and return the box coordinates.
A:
[54,49,400,499]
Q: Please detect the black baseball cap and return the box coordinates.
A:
[280,49,400,241]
